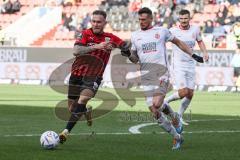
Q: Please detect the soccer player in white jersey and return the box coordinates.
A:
[121,7,204,150]
[165,9,209,125]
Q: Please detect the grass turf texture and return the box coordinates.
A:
[0,84,240,160]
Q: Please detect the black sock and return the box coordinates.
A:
[66,103,87,132]
[162,107,170,115]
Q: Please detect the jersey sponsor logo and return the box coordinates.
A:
[142,42,157,53]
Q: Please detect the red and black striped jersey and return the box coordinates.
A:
[71,28,124,77]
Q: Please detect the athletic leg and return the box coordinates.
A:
[59,88,94,144]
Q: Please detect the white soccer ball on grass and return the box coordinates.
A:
[40,131,59,149]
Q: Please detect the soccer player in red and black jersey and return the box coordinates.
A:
[59,10,130,144]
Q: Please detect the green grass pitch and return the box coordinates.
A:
[0,84,240,160]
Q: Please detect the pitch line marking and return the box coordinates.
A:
[3,130,240,137]
[2,119,240,137]
[128,118,240,134]
[190,118,240,122]
[128,123,156,134]
[2,133,133,137]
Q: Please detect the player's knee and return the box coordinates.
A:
[152,101,161,109]
[179,88,188,97]
[183,89,192,97]
[151,108,161,120]
[187,91,193,99]
[152,97,164,109]
[78,97,91,104]
[79,99,90,104]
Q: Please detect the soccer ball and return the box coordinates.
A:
[40,131,59,149]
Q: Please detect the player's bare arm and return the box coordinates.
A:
[171,37,204,63]
[73,41,111,56]
[197,40,209,62]
[171,37,193,56]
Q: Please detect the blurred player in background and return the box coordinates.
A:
[165,9,209,125]
[231,49,240,88]
[59,10,130,144]
[122,7,204,150]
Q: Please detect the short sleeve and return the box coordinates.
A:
[164,28,174,42]
[130,33,137,51]
[196,26,202,42]
[74,31,87,46]
[110,34,124,47]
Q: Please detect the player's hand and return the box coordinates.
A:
[105,43,113,51]
[203,53,209,62]
[192,53,204,63]
[121,50,131,57]
[120,42,131,57]
[93,42,112,50]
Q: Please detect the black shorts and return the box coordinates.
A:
[68,75,102,100]
[234,67,240,77]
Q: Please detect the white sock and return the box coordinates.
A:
[178,97,191,118]
[165,92,181,103]
[158,113,179,138]
[63,129,69,134]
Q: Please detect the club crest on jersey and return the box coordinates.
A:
[77,33,83,40]
[105,37,111,42]
[155,33,160,39]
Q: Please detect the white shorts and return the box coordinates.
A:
[174,69,195,90]
[143,79,170,107]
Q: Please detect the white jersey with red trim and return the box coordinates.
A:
[131,26,174,81]
[170,25,202,69]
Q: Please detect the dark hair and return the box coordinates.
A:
[138,7,152,16]
[179,9,190,16]
[92,10,107,19]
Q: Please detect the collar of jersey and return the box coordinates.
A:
[141,26,154,31]
[179,25,190,30]
[89,28,105,35]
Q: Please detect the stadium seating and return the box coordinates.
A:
[1,0,238,49]
[0,3,32,29]
[30,0,103,47]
